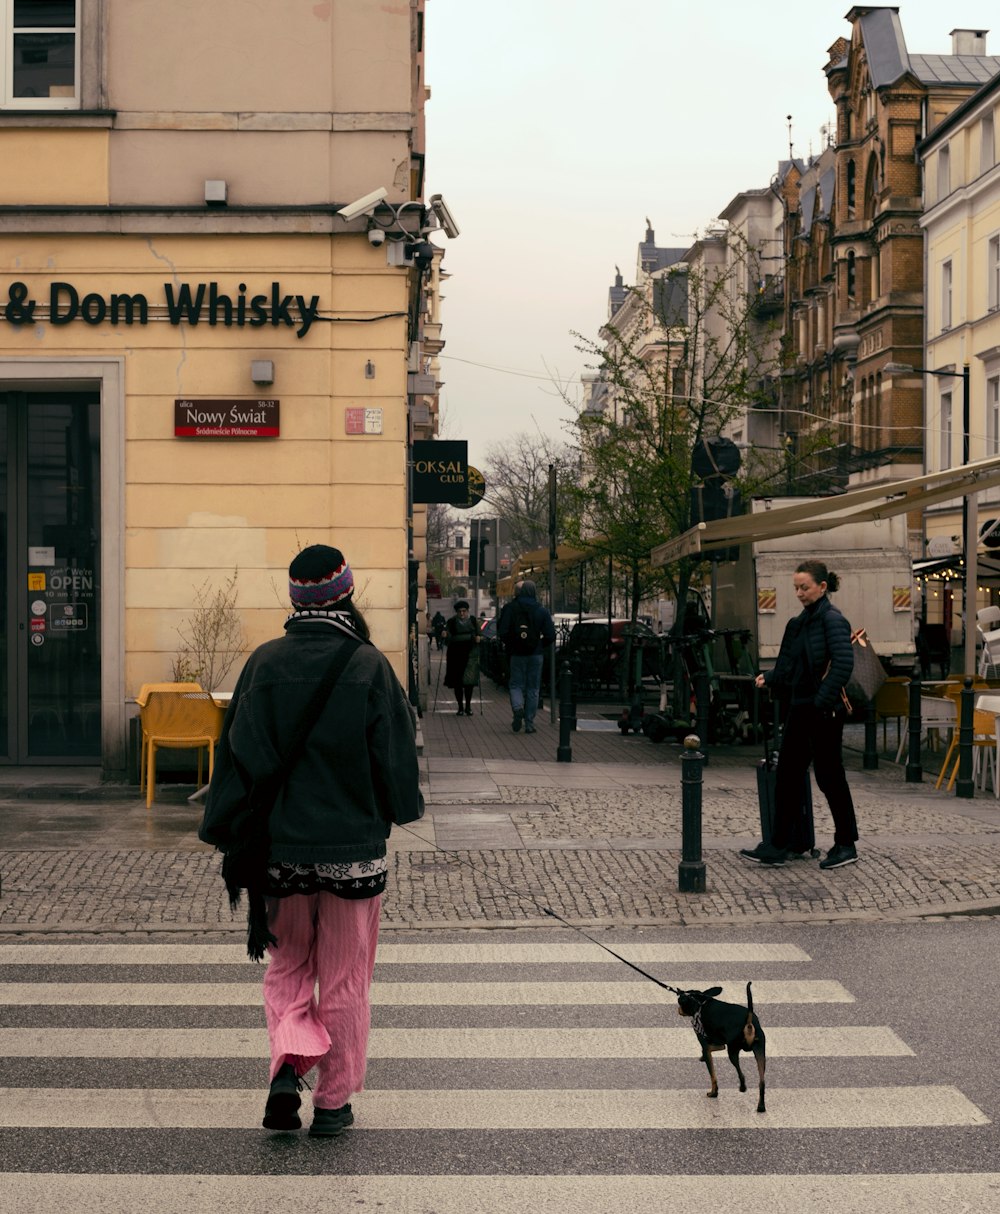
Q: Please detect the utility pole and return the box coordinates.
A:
[548,462,558,723]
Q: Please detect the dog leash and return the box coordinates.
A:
[395,820,680,996]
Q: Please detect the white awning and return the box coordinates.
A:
[650,456,1000,566]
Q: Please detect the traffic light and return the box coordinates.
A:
[469,534,488,577]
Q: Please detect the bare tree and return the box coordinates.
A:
[481,431,577,558]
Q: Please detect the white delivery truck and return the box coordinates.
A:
[711,500,917,673]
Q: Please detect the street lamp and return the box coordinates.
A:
[884,362,973,675]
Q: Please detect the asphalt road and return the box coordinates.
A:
[0,919,997,1211]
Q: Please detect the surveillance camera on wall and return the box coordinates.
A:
[429,194,460,238]
[367,227,386,247]
[336,186,388,222]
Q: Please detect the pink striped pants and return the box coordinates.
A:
[262,892,381,1110]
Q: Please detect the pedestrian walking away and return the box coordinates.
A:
[431,609,446,651]
[739,559,860,871]
[443,599,480,715]
[199,544,423,1137]
[497,579,556,733]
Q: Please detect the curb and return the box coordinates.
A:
[2,897,999,936]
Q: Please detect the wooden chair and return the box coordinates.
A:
[874,677,910,762]
[140,690,223,808]
[135,682,202,791]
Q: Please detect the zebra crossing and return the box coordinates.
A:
[0,936,995,1211]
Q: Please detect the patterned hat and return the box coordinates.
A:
[289,545,354,608]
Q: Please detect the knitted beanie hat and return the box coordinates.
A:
[288,544,354,608]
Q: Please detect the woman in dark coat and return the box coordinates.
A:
[740,559,860,870]
[200,544,422,1138]
[443,599,480,715]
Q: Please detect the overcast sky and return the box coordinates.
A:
[423,0,1000,466]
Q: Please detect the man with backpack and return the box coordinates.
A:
[497,579,556,734]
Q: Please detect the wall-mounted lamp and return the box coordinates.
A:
[365,360,376,379]
[251,360,274,385]
[205,179,228,207]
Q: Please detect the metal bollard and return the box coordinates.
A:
[905,676,922,783]
[557,661,573,763]
[863,702,878,769]
[956,676,975,798]
[678,734,706,893]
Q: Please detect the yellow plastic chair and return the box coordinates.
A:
[934,678,992,789]
[874,677,910,762]
[141,690,223,808]
[135,682,202,790]
[937,709,998,792]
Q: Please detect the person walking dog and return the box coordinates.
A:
[497,579,556,733]
[199,544,422,1137]
[443,599,480,715]
[739,559,860,870]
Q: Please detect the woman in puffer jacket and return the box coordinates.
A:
[740,559,860,871]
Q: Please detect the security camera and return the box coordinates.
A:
[411,241,436,272]
[429,193,460,238]
[336,186,388,222]
[367,227,386,247]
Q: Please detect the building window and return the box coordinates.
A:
[989,235,1000,312]
[988,376,1000,457]
[941,390,953,469]
[454,558,464,575]
[846,159,856,216]
[937,143,951,201]
[1,0,78,108]
[846,251,856,300]
[983,113,996,174]
[942,259,953,330]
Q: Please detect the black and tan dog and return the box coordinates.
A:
[669,981,766,1113]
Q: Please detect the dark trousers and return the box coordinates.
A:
[774,705,858,849]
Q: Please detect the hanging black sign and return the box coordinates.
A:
[412,440,468,504]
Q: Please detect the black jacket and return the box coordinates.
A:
[199,617,422,865]
[763,595,853,711]
[497,595,557,657]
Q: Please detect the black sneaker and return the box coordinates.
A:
[308,1102,354,1138]
[263,1063,302,1131]
[524,722,537,734]
[819,844,858,870]
[739,842,787,866]
[512,710,523,733]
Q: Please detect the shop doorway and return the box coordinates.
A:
[1,390,102,763]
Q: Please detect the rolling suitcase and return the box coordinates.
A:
[756,718,817,857]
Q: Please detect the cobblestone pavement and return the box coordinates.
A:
[1,656,999,932]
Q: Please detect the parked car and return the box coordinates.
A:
[558,618,661,688]
[479,615,508,686]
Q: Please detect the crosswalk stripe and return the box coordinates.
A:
[1,1175,1000,1214]
[0,942,811,965]
[0,1085,986,1130]
[5,1173,1000,1213]
[0,1025,914,1058]
[0,979,853,1006]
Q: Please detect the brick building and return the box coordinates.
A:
[783,8,1000,508]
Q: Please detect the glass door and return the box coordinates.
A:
[1,390,101,763]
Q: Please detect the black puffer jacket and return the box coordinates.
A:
[200,617,422,864]
[763,595,854,711]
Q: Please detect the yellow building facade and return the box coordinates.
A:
[0,1,437,772]
[920,70,1000,617]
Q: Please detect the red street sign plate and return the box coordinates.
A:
[174,399,279,438]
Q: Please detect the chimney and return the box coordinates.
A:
[950,28,988,55]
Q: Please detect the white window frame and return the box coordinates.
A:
[989,234,1000,313]
[0,0,79,109]
[982,112,996,175]
[937,143,951,201]
[942,259,953,331]
[988,375,1000,458]
[941,390,953,470]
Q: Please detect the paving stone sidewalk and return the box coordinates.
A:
[1,658,999,931]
